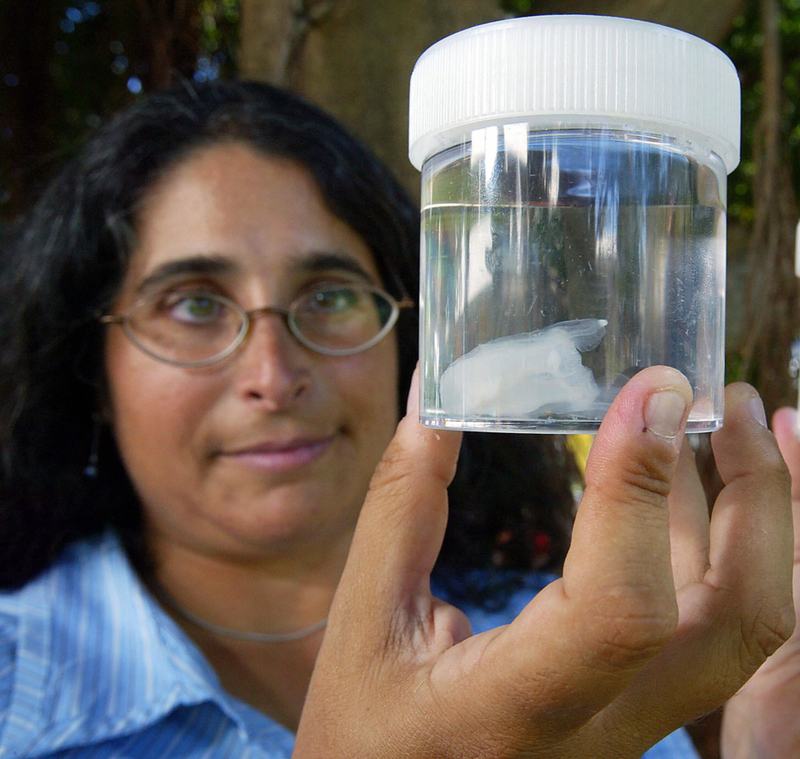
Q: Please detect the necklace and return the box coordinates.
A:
[157,587,328,643]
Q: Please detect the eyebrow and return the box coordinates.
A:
[136,255,234,295]
[299,252,376,283]
[135,252,377,296]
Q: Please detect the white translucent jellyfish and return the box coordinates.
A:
[440,318,608,417]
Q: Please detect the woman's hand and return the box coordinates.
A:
[721,406,800,759]
[294,367,794,759]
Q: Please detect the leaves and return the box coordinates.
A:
[723,0,800,223]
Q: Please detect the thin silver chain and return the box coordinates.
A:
[158,588,328,643]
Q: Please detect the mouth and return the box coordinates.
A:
[219,435,336,472]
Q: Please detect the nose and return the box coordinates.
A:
[232,311,312,409]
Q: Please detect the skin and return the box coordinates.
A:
[720,406,800,759]
[100,139,796,757]
[103,141,400,729]
[296,371,795,758]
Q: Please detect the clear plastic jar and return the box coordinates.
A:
[408,15,740,433]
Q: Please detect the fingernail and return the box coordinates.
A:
[748,395,768,428]
[644,390,688,440]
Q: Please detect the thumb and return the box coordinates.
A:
[485,366,695,734]
[562,366,693,669]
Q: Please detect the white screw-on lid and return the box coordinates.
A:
[409,15,741,173]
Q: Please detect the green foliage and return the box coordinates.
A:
[709,3,800,224]
[725,348,747,384]
[722,7,761,223]
[499,0,536,13]
[197,0,240,79]
[46,2,135,160]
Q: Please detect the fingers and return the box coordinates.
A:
[296,367,468,757]
[770,406,800,584]
[707,385,793,652]
[705,386,793,680]
[301,374,794,759]
[667,440,710,588]
[718,407,800,759]
[593,384,794,748]
[329,367,463,643]
[772,406,800,499]
[565,365,692,626]
[498,367,693,725]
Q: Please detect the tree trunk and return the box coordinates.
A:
[240,0,508,193]
[737,0,799,416]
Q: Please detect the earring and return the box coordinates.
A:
[83,413,101,478]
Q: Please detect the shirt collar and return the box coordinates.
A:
[1,531,261,756]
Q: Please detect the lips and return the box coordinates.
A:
[219,435,335,472]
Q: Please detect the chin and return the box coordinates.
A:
[211,495,360,557]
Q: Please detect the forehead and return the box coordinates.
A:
[121,142,381,292]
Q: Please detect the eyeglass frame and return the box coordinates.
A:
[99,283,416,368]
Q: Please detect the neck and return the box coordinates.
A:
[155,582,329,642]
[143,533,347,646]
[140,536,347,731]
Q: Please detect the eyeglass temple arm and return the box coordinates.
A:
[98,314,125,325]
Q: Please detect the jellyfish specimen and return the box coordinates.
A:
[439,318,608,417]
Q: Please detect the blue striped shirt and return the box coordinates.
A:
[0,532,699,758]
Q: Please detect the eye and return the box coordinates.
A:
[305,285,361,313]
[163,292,226,324]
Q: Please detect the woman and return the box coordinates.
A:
[0,79,420,752]
[0,79,794,758]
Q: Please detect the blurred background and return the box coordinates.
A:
[3,0,799,421]
[0,3,797,755]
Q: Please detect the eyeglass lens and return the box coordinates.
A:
[124,285,397,364]
[292,288,389,352]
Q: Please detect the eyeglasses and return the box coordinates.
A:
[100,283,415,367]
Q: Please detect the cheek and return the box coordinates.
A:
[340,343,401,447]
[105,340,211,480]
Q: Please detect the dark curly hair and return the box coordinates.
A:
[0,78,576,597]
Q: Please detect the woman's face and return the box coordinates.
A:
[104,142,401,566]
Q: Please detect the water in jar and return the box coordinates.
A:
[419,127,727,433]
